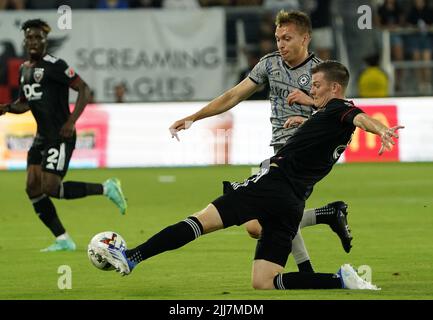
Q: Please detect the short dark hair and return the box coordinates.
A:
[21,19,51,34]
[274,10,312,36]
[311,60,350,88]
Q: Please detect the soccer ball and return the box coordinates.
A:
[87,231,127,271]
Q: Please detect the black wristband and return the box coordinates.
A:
[5,104,11,112]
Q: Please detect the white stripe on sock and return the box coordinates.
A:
[59,183,64,199]
[184,218,201,239]
[277,274,285,290]
[30,194,47,204]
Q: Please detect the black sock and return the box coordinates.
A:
[297,260,314,273]
[274,272,342,289]
[31,195,65,237]
[58,181,103,199]
[126,216,203,264]
[315,204,335,225]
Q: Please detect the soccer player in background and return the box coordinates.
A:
[170,10,351,273]
[97,61,403,290]
[0,19,127,252]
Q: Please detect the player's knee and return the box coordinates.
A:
[42,182,60,198]
[245,221,262,239]
[26,181,41,198]
[251,276,274,290]
[247,228,261,239]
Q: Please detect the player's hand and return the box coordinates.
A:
[169,117,194,141]
[60,120,76,139]
[379,125,405,155]
[283,116,307,128]
[287,89,314,106]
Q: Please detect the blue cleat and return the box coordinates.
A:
[40,238,76,252]
[103,178,127,215]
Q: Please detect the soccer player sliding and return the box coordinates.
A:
[91,61,403,290]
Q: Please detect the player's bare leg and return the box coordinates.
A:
[193,204,225,234]
[252,259,284,289]
[245,219,262,239]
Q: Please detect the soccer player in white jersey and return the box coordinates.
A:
[169,10,352,273]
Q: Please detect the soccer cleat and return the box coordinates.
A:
[103,178,127,215]
[327,201,353,253]
[40,238,76,252]
[337,264,380,290]
[94,243,136,276]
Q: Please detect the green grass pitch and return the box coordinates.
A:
[0,163,432,300]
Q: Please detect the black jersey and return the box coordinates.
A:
[19,54,80,143]
[270,98,364,200]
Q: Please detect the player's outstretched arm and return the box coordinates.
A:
[169,78,259,140]
[60,78,91,138]
[353,113,404,155]
[0,100,30,115]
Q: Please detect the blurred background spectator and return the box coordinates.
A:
[375,0,405,93]
[405,0,433,94]
[96,0,129,9]
[162,0,200,9]
[263,0,299,13]
[114,82,127,103]
[129,0,162,8]
[0,0,25,9]
[307,0,335,60]
[357,53,390,97]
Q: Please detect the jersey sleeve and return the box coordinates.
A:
[49,59,80,87]
[248,58,268,85]
[338,104,364,124]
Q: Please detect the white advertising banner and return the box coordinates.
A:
[105,101,273,167]
[1,98,433,170]
[0,9,226,102]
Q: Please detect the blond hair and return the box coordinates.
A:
[275,10,312,36]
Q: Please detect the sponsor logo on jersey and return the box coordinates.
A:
[64,67,75,78]
[43,54,59,63]
[33,68,44,83]
[297,74,311,86]
[23,83,42,101]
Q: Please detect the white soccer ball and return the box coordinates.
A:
[87,231,127,271]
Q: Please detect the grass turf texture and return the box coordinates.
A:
[0,163,432,300]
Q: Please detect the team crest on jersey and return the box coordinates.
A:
[64,67,75,78]
[33,68,44,83]
[298,74,310,86]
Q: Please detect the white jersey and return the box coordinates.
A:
[249,51,321,146]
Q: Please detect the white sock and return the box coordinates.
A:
[300,208,316,228]
[56,232,70,241]
[291,229,310,264]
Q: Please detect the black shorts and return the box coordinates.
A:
[211,165,305,267]
[27,139,75,178]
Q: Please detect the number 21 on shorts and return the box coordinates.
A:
[46,143,66,171]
